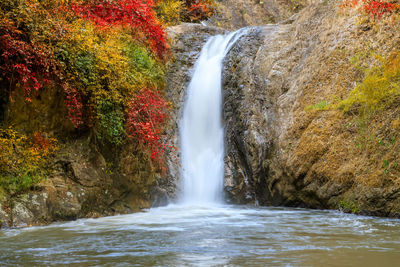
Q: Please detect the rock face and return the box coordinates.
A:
[222,2,400,216]
[207,0,309,29]
[0,137,158,227]
[162,3,400,218]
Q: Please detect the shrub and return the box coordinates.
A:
[0,20,55,102]
[70,0,168,58]
[184,0,215,21]
[127,88,170,163]
[338,52,400,115]
[0,128,57,195]
[155,0,184,25]
[340,0,399,19]
[363,0,399,18]
[155,0,216,24]
[0,0,216,170]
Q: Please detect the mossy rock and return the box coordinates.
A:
[338,199,360,214]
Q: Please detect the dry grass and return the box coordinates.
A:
[286,10,400,189]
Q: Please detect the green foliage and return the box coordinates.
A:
[0,170,44,196]
[339,199,360,214]
[350,48,374,72]
[306,100,329,111]
[96,99,124,145]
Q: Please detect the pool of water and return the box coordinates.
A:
[1,204,400,266]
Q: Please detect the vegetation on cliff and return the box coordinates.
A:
[0,128,57,197]
[0,0,215,199]
[295,0,400,214]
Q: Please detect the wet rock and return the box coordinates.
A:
[150,187,170,208]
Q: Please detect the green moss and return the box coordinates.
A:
[338,199,360,214]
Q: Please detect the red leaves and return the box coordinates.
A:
[183,0,215,21]
[127,88,169,163]
[340,0,399,19]
[0,22,53,98]
[62,83,84,128]
[31,131,57,155]
[363,0,399,18]
[71,0,168,58]
[187,2,212,21]
[0,20,85,128]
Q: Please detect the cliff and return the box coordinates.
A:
[164,1,400,217]
[221,2,400,216]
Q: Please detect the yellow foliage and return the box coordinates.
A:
[156,0,184,26]
[62,20,165,106]
[0,128,57,195]
[338,51,400,114]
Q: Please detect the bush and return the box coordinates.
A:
[127,88,170,164]
[0,128,57,195]
[338,52,400,115]
[155,0,216,24]
[340,0,399,19]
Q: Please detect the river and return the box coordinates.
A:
[1,204,400,266]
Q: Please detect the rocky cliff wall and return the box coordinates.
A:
[0,133,162,227]
[208,0,310,29]
[222,2,400,216]
[162,1,400,217]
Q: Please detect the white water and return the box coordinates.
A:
[2,205,400,266]
[180,29,247,204]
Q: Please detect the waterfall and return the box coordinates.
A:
[180,29,247,204]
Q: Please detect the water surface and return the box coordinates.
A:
[1,205,400,266]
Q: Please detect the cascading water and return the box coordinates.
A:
[180,29,248,204]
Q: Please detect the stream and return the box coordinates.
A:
[1,204,400,266]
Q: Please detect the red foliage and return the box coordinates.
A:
[340,0,360,8]
[0,20,84,128]
[340,0,399,18]
[126,88,169,163]
[363,0,399,18]
[62,82,84,128]
[71,0,168,58]
[0,21,53,101]
[31,131,56,154]
[187,2,212,21]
